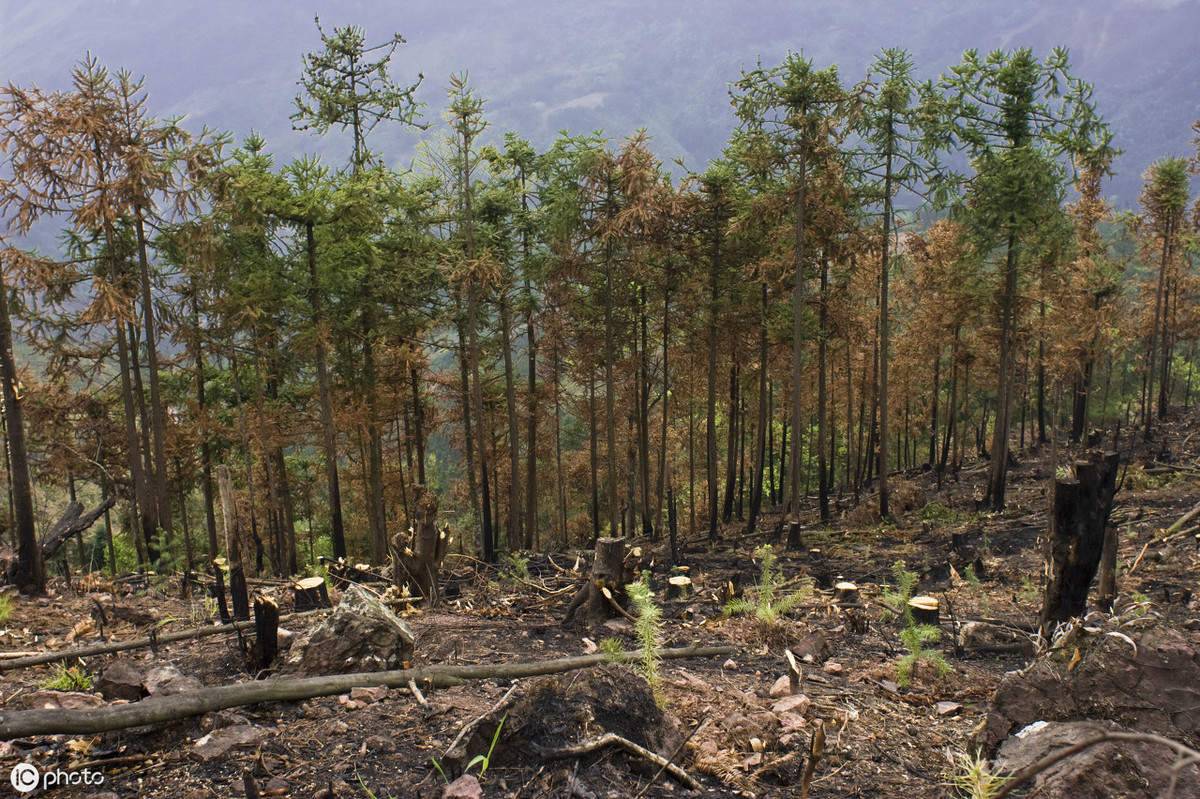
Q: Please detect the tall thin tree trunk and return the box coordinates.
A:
[305,221,346,560]
[747,285,769,535]
[499,292,524,549]
[134,213,172,543]
[0,272,42,593]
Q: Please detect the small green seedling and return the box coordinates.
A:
[430,712,507,783]
[724,544,811,624]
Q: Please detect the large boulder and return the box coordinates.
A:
[977,623,1200,753]
[286,584,414,675]
[994,720,1200,799]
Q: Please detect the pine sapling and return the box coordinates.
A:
[625,575,664,706]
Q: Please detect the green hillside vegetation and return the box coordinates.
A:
[1,25,1198,592]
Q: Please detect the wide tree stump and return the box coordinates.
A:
[292,577,331,612]
[390,485,447,604]
[562,537,630,627]
[1040,451,1120,631]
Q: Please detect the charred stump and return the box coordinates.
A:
[1040,451,1120,631]
[390,485,446,605]
[253,595,279,674]
[562,537,630,627]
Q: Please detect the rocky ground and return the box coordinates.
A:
[3,413,1200,798]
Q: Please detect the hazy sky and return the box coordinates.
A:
[2,0,1198,205]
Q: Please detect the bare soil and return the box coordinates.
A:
[3,412,1200,798]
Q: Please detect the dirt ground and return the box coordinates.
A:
[3,413,1200,798]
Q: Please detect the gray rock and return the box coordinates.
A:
[22,690,106,711]
[442,774,482,799]
[143,663,203,696]
[286,585,414,675]
[96,659,144,701]
[191,725,267,762]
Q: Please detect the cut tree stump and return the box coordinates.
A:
[562,537,630,627]
[390,485,447,604]
[1040,451,1120,631]
[909,596,940,626]
[292,577,331,613]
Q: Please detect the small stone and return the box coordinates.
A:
[326,720,350,735]
[822,661,843,674]
[442,773,483,799]
[191,726,266,762]
[349,685,389,704]
[363,735,394,753]
[723,658,738,670]
[769,675,792,697]
[772,694,810,715]
[936,701,962,716]
[265,778,290,794]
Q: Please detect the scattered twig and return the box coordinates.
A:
[1165,499,1200,536]
[407,679,428,707]
[534,732,701,791]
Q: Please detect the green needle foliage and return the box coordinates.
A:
[725,545,812,624]
[880,559,920,624]
[897,623,949,687]
[625,575,664,707]
[945,749,1010,799]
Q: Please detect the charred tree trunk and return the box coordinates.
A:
[1040,451,1120,631]
[391,485,446,605]
[562,537,629,628]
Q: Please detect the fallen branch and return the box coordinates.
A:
[0,609,329,672]
[1165,498,1200,536]
[533,731,701,791]
[39,497,117,562]
[0,644,735,738]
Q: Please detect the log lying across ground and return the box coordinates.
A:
[0,609,329,672]
[0,644,735,738]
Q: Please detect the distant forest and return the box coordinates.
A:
[1,23,1198,593]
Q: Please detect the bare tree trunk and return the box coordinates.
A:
[499,292,524,549]
[0,271,42,594]
[306,221,346,561]
[134,212,173,545]
[218,465,250,620]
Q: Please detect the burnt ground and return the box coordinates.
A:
[2,411,1200,798]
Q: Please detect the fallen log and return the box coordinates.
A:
[0,609,329,672]
[0,644,735,738]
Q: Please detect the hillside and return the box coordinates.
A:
[2,0,1197,206]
